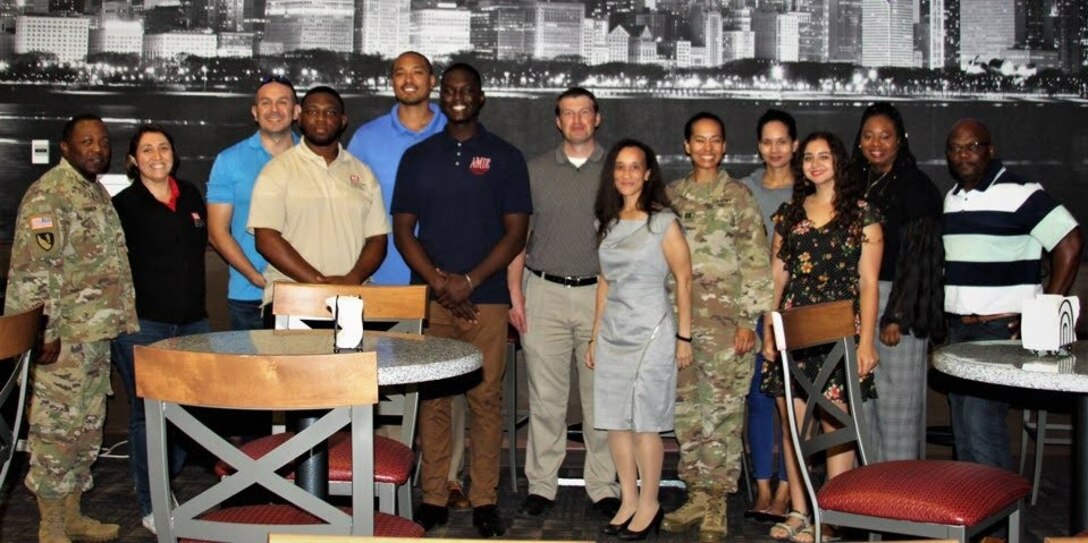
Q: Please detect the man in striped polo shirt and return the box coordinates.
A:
[942,119,1083,471]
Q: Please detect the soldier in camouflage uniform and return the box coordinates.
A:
[662,112,773,542]
[5,114,138,543]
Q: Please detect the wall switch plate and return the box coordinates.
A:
[31,139,49,165]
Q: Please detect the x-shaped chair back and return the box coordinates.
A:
[270,282,427,517]
[0,305,42,487]
[135,345,378,543]
[772,300,1029,543]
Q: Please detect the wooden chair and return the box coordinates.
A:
[0,305,42,487]
[771,300,1030,543]
[135,346,423,542]
[215,283,426,520]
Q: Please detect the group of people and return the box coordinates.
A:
[3,47,1083,543]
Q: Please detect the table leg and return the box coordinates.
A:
[1076,395,1088,533]
[296,411,329,499]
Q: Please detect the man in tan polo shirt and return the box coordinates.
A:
[249,86,390,305]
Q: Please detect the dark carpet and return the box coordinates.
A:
[0,436,1074,542]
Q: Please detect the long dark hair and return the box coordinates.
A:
[594,139,670,244]
[780,132,861,241]
[847,101,917,180]
[126,123,179,180]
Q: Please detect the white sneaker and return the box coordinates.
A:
[141,513,157,535]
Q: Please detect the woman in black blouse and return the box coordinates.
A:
[848,102,944,462]
[110,124,209,535]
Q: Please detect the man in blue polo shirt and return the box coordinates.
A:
[943,119,1083,472]
[392,62,531,538]
[347,51,446,286]
[207,75,300,330]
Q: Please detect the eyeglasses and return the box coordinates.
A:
[946,141,990,155]
[258,74,295,91]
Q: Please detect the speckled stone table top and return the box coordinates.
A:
[150,329,482,386]
[933,339,1088,393]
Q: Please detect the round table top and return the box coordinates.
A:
[149,329,482,386]
[932,340,1088,393]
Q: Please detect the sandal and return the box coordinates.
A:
[790,524,843,543]
[769,510,810,541]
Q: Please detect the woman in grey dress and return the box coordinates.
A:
[587,139,693,540]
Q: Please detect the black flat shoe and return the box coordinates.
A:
[600,511,635,535]
[619,506,664,541]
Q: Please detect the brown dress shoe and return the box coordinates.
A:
[447,481,471,510]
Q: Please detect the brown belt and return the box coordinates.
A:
[955,312,1019,325]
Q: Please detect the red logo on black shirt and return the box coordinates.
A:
[469,156,491,175]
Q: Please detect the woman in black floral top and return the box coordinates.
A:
[760,132,883,543]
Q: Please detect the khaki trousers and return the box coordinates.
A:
[419,302,508,507]
[522,274,618,501]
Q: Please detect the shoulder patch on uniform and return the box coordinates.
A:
[29,214,53,230]
[35,232,54,251]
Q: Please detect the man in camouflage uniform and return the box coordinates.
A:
[5,114,138,543]
[662,112,772,542]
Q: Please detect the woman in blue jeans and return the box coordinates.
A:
[111,124,210,535]
[738,109,798,520]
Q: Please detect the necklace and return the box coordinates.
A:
[864,168,893,200]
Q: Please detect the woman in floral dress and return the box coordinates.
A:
[760,132,883,543]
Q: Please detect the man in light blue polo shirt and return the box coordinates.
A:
[347,50,447,286]
[207,75,300,330]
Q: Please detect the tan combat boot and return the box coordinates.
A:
[662,490,708,533]
[62,491,119,542]
[36,496,72,543]
[698,495,727,542]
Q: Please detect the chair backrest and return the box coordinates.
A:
[135,347,379,541]
[271,282,428,330]
[272,282,428,446]
[771,300,874,514]
[0,305,42,487]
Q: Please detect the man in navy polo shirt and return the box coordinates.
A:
[207,75,299,330]
[392,62,531,538]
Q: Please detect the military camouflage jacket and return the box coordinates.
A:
[667,171,773,329]
[4,159,138,343]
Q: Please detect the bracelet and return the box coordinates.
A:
[464,273,474,290]
[676,333,692,343]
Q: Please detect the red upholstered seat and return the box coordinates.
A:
[214,432,414,485]
[817,460,1030,526]
[178,504,425,542]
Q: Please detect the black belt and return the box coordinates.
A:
[528,267,597,287]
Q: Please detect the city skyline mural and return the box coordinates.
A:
[0,0,1084,243]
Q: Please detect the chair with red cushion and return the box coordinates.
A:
[771,300,1030,543]
[266,282,426,519]
[135,346,424,542]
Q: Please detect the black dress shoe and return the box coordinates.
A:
[416,503,448,531]
[592,496,622,518]
[473,504,506,538]
[600,511,634,535]
[619,506,664,541]
[517,493,555,517]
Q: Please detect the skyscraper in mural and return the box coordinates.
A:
[263,0,353,54]
[356,0,410,57]
[958,0,1016,67]
[861,0,914,67]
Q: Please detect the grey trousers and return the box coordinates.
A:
[522,273,619,501]
[867,280,930,462]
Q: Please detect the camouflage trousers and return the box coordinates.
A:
[25,340,111,499]
[674,330,754,495]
